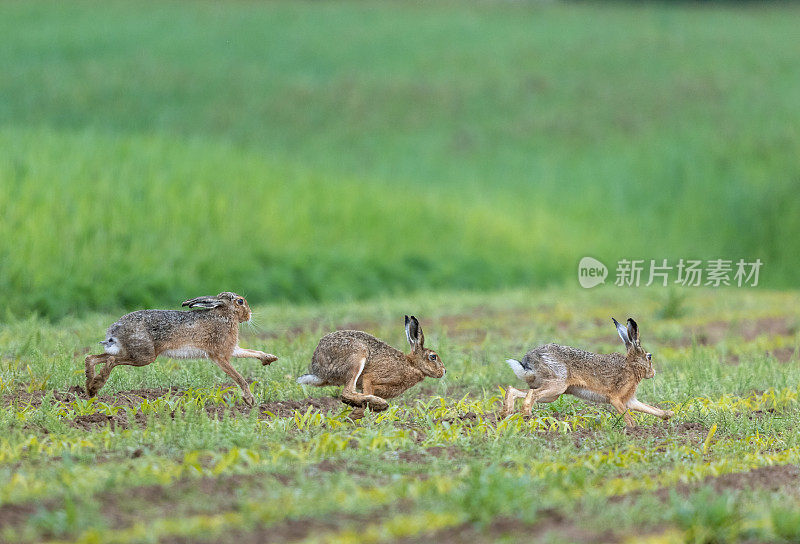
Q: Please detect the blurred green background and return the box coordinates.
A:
[1,1,798,318]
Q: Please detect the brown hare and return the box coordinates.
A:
[297,316,445,417]
[502,317,673,427]
[85,292,278,405]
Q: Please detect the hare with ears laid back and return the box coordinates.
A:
[297,316,445,416]
[502,318,673,427]
[85,292,278,405]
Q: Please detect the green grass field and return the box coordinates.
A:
[2,1,800,317]
[3,1,800,542]
[1,287,799,543]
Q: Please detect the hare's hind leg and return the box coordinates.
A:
[502,386,529,416]
[87,336,157,396]
[86,355,154,396]
[85,353,112,395]
[340,355,389,412]
[521,382,568,415]
[502,382,567,417]
[627,398,674,421]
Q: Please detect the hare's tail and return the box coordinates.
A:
[506,358,534,381]
[297,374,325,386]
[100,336,121,355]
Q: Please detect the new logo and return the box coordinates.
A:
[578,257,608,288]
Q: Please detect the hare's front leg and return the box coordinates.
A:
[232,346,278,366]
[210,357,256,406]
[627,398,674,421]
[610,397,636,427]
[340,355,389,412]
[346,377,390,420]
[360,376,390,413]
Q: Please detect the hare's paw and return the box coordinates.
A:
[500,403,517,419]
[261,353,278,365]
[367,397,390,412]
[341,396,366,408]
[86,377,104,397]
[662,410,675,420]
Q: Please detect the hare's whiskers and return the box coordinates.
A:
[248,317,262,332]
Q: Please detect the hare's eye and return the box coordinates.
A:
[646,353,652,361]
[236,298,244,305]
[428,353,437,361]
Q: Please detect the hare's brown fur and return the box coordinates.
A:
[298,316,445,417]
[85,292,277,405]
[502,318,673,427]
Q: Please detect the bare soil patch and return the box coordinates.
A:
[738,408,775,420]
[439,410,485,425]
[4,385,183,408]
[656,464,800,501]
[72,412,118,431]
[769,346,797,363]
[99,473,259,528]
[686,316,797,347]
[397,445,460,464]
[622,421,708,441]
[0,502,40,532]
[572,421,708,449]
[724,347,796,366]
[201,518,343,544]
[164,514,370,544]
[259,396,342,418]
[4,386,343,430]
[398,512,618,544]
[705,464,800,493]
[308,458,348,474]
[614,465,800,506]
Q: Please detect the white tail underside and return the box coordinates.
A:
[506,359,532,380]
[297,374,325,386]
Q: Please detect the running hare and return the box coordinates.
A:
[85,292,278,405]
[297,316,445,416]
[502,318,673,426]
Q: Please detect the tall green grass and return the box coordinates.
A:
[1,1,799,317]
[0,128,565,317]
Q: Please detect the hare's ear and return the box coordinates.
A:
[182,296,224,309]
[413,316,424,348]
[405,315,414,346]
[626,318,640,344]
[612,317,631,348]
[405,315,424,349]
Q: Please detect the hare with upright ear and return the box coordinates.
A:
[502,317,673,427]
[84,292,278,405]
[297,316,445,416]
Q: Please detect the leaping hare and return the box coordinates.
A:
[502,317,673,427]
[297,316,445,416]
[85,292,278,405]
